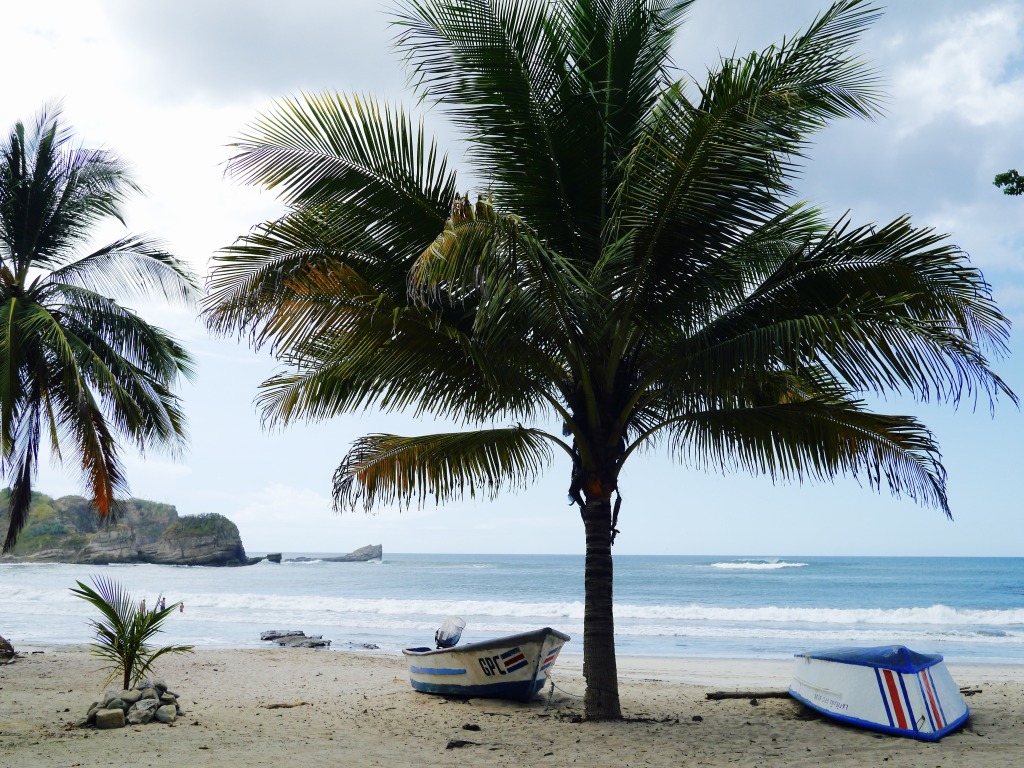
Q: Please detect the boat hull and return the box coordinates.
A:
[403,627,570,701]
[790,646,969,741]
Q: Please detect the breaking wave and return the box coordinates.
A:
[709,559,808,570]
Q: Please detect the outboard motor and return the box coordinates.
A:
[434,616,466,649]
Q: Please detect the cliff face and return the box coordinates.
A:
[0,493,253,566]
[77,524,141,564]
[140,516,250,566]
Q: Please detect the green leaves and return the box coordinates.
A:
[994,169,1024,196]
[205,93,457,349]
[0,104,142,272]
[334,427,558,511]
[70,576,193,691]
[659,389,951,516]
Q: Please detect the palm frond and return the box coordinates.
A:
[334,427,557,511]
[0,104,142,271]
[225,92,455,250]
[207,93,458,349]
[408,194,589,357]
[46,235,200,305]
[657,395,950,517]
[611,0,882,325]
[256,304,554,427]
[395,0,597,257]
[2,398,40,553]
[679,216,1015,407]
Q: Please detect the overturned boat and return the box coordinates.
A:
[403,626,570,701]
[789,645,969,741]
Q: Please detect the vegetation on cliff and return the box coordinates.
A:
[0,490,246,564]
[0,491,175,555]
[161,513,239,540]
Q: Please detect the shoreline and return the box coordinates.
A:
[11,638,1024,670]
[3,647,1023,766]
[6,555,1023,666]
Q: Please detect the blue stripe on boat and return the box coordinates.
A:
[410,678,546,700]
[896,673,918,733]
[409,666,466,675]
[505,660,528,673]
[928,669,949,728]
[874,667,895,727]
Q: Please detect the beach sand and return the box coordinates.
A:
[2,647,1022,767]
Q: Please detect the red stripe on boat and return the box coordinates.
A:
[921,670,944,729]
[882,669,909,730]
[504,653,525,668]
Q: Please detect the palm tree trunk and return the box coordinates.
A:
[582,492,621,719]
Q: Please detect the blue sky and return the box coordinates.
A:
[4,1,1023,555]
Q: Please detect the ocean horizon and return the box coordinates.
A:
[3,553,1023,664]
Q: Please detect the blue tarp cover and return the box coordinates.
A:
[796,645,943,673]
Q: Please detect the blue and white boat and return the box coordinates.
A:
[403,627,570,701]
[789,645,969,741]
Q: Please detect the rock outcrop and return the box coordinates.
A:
[260,630,331,648]
[77,524,141,563]
[138,515,252,566]
[326,544,383,562]
[287,544,382,563]
[0,492,254,567]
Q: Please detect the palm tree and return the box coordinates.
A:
[204,0,1015,719]
[0,105,199,552]
[71,576,193,691]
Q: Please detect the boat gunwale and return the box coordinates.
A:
[402,627,569,657]
[788,686,970,742]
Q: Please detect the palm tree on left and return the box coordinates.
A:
[0,105,199,552]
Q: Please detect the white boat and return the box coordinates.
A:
[789,645,969,741]
[403,627,570,701]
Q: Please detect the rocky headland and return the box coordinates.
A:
[0,492,254,566]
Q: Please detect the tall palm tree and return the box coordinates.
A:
[205,0,1015,719]
[0,105,199,552]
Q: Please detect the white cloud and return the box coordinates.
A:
[10,1,1024,556]
[892,5,1024,134]
[120,457,193,484]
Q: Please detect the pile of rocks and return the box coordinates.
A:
[0,635,15,661]
[80,679,183,729]
[260,630,331,648]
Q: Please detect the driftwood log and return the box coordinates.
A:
[705,691,791,700]
[706,687,984,701]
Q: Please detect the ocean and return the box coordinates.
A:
[3,554,1023,664]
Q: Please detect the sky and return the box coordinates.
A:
[3,0,1023,556]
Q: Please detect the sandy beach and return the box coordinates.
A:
[2,647,1022,767]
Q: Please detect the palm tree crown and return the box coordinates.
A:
[0,105,199,552]
[205,0,1015,719]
